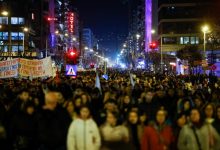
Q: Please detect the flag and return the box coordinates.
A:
[102,74,108,80]
[95,71,102,93]
[129,72,135,88]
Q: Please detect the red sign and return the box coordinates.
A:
[47,17,57,21]
[68,12,74,33]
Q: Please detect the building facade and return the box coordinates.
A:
[158,0,219,54]
[47,0,80,64]
[81,28,98,68]
[0,0,48,58]
[122,0,145,68]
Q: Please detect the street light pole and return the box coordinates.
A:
[23,35,24,55]
[203,30,207,60]
[23,27,28,56]
[46,38,48,57]
[202,25,209,60]
[160,35,163,73]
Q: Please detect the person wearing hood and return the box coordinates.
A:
[67,105,101,150]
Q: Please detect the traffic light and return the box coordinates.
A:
[90,63,95,68]
[66,48,78,65]
[149,42,157,49]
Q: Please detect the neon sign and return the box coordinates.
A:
[68,12,74,33]
[145,0,152,52]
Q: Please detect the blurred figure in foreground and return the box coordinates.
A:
[67,105,101,150]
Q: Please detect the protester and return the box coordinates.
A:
[36,92,71,150]
[125,110,143,150]
[100,111,130,150]
[64,100,77,120]
[203,103,220,150]
[9,101,37,150]
[178,108,220,150]
[67,105,101,150]
[172,113,187,150]
[141,108,174,150]
[213,105,220,134]
[138,91,160,121]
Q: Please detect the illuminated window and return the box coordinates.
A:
[0,32,9,40]
[190,37,199,44]
[19,32,24,40]
[0,17,8,24]
[19,46,23,50]
[0,46,8,52]
[183,37,189,44]
[11,32,19,40]
[196,37,199,44]
[11,17,18,24]
[190,37,196,44]
[18,18,24,24]
[0,32,3,40]
[11,32,24,40]
[11,17,24,25]
[12,45,19,52]
[180,37,188,44]
[180,37,184,44]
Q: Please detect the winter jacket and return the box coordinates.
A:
[67,118,101,150]
[9,111,37,150]
[125,123,145,150]
[141,123,174,150]
[178,123,220,150]
[36,106,72,149]
[205,118,220,150]
[100,123,130,150]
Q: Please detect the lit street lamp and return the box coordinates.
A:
[55,30,59,35]
[202,25,209,60]
[72,37,77,41]
[160,35,163,73]
[136,34,140,40]
[1,10,8,16]
[151,29,155,34]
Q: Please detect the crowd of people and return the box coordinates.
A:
[0,70,220,150]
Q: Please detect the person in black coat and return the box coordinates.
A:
[213,105,220,134]
[138,91,161,121]
[36,92,71,150]
[9,101,38,150]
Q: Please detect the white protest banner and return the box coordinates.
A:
[0,59,19,78]
[19,57,53,78]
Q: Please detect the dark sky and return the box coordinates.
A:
[72,0,129,54]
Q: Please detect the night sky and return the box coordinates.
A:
[72,0,129,55]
